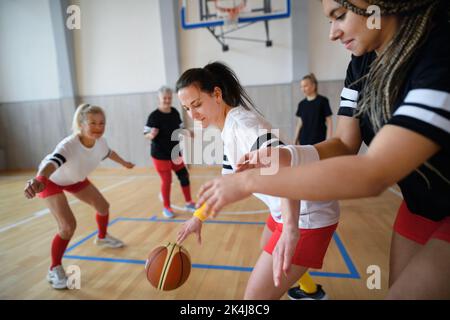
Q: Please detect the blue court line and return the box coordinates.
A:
[63,216,360,278]
[330,233,360,279]
[62,255,253,272]
[65,217,120,254]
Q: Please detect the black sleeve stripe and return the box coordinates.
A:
[53,153,66,164]
[265,140,285,148]
[49,157,62,167]
[102,149,112,161]
[250,133,281,151]
[222,164,233,170]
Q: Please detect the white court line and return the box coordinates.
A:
[158,193,269,215]
[1,174,220,180]
[0,177,136,234]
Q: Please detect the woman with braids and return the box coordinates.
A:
[175,62,340,300]
[194,0,450,299]
[23,103,135,289]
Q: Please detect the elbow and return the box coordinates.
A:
[364,174,391,198]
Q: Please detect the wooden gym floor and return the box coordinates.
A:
[0,167,401,300]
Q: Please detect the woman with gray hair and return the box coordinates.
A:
[194,0,450,299]
[144,86,195,218]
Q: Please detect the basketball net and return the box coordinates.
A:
[214,0,247,28]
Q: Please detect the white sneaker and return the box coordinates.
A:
[47,265,68,290]
[94,233,124,248]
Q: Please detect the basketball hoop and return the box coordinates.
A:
[214,0,247,27]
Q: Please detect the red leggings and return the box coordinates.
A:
[152,157,192,208]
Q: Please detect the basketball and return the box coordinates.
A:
[145,242,191,291]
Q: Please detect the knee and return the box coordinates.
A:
[96,200,110,215]
[175,167,190,186]
[159,170,172,185]
[59,220,76,239]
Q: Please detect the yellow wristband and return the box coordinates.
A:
[193,203,208,221]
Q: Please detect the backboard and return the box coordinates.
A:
[181,0,291,29]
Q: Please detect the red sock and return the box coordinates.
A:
[50,234,70,270]
[96,212,109,239]
[181,185,192,203]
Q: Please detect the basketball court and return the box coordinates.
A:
[1,167,401,299]
[1,0,446,302]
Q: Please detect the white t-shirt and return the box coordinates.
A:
[221,107,339,229]
[39,135,111,186]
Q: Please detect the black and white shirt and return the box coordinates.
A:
[221,107,340,229]
[39,135,110,186]
[338,15,450,221]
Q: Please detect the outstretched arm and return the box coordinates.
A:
[198,125,440,214]
[108,150,135,169]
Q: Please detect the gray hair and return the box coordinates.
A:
[158,86,173,96]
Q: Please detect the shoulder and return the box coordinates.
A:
[97,136,108,146]
[317,95,329,103]
[149,109,160,118]
[57,135,78,148]
[226,107,270,131]
[345,52,376,88]
[171,107,181,115]
[408,18,450,91]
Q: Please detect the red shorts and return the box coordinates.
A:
[393,201,450,244]
[37,178,91,199]
[264,215,338,269]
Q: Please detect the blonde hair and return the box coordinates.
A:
[72,103,106,134]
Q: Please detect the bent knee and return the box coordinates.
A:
[59,221,76,239]
[96,200,110,214]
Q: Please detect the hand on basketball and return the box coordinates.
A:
[24,178,46,199]
[123,161,135,169]
[272,225,299,287]
[176,216,203,245]
[196,172,252,217]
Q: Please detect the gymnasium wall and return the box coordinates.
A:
[0,0,350,170]
[308,0,350,81]
[0,0,73,170]
[72,0,166,96]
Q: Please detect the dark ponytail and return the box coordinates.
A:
[176,61,257,112]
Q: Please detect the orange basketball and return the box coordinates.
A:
[145,242,191,291]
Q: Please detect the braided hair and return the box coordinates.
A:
[336,0,448,131]
[337,0,450,186]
